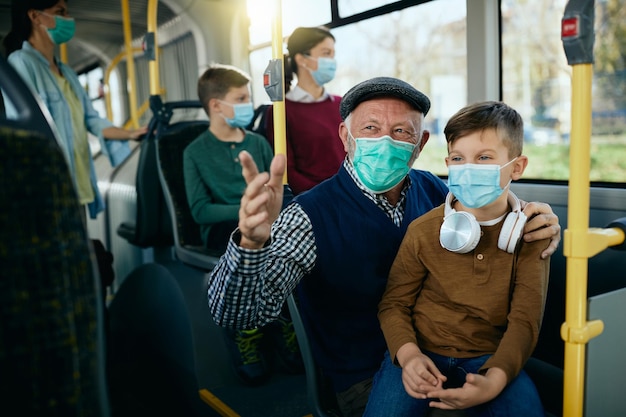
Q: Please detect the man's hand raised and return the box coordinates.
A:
[238,151,286,249]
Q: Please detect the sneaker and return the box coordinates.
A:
[223,328,270,386]
[267,315,305,375]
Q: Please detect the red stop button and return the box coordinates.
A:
[562,16,579,38]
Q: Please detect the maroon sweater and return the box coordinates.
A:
[266,96,345,195]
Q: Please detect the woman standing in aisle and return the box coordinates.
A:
[3,0,147,219]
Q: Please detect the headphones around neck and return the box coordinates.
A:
[439,191,527,254]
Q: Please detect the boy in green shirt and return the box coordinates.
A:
[184,64,273,252]
[183,64,302,386]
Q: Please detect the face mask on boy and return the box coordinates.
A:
[447,158,517,208]
[40,12,75,44]
[219,101,254,128]
[350,133,416,194]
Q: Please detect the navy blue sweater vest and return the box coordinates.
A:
[295,165,448,392]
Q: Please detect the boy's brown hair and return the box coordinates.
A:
[444,101,524,158]
[197,64,251,115]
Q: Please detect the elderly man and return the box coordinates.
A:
[208,77,560,417]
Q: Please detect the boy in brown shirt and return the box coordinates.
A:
[364,101,550,416]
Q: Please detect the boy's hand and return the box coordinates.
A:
[427,367,507,410]
[397,343,446,399]
[238,151,285,249]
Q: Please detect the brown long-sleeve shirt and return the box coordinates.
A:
[379,203,550,383]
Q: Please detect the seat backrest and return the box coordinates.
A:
[157,121,208,248]
[245,103,272,139]
[287,293,341,417]
[156,120,221,270]
[0,55,109,417]
[135,131,174,246]
[0,128,109,417]
[116,127,174,248]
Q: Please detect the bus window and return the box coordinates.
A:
[248,0,467,179]
[248,0,332,107]
[502,0,626,183]
[330,0,467,178]
[247,0,332,46]
[337,0,401,17]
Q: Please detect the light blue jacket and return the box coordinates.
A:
[5,41,131,218]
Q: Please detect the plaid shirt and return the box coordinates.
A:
[208,158,410,329]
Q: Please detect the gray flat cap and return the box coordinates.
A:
[339,76,431,120]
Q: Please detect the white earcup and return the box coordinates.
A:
[440,210,482,253]
[440,193,481,253]
[497,192,528,253]
[498,211,527,253]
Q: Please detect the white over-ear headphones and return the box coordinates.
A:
[439,191,527,254]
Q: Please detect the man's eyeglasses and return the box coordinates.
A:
[354,127,418,142]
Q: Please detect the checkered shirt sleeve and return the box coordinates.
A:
[207,202,316,329]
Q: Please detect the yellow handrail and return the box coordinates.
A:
[147,0,160,96]
[121,0,140,128]
[103,48,142,121]
[59,43,67,64]
[198,389,240,417]
[271,0,287,184]
[122,88,165,129]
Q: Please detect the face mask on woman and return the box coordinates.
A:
[306,56,337,86]
[40,12,76,44]
[219,101,254,128]
[350,133,416,194]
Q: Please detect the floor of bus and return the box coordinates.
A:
[161,259,311,417]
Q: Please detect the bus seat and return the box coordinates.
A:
[115,95,197,249]
[246,103,272,139]
[116,125,174,248]
[155,116,221,271]
[0,126,111,417]
[0,54,109,416]
[287,293,342,417]
[107,263,215,417]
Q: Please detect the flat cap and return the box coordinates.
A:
[339,76,431,120]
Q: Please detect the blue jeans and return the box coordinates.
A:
[363,350,545,417]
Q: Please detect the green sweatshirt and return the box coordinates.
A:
[183,129,273,245]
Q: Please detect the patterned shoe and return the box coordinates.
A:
[223,328,270,386]
[268,315,305,375]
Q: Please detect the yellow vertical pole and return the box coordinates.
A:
[121,0,139,128]
[561,1,626,414]
[147,0,160,96]
[561,63,596,417]
[59,43,68,64]
[270,0,287,184]
[560,2,604,416]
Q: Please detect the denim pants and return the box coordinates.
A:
[363,350,545,417]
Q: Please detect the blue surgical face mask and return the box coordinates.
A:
[219,101,254,128]
[447,158,517,208]
[306,56,337,86]
[40,12,75,44]
[350,132,416,194]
